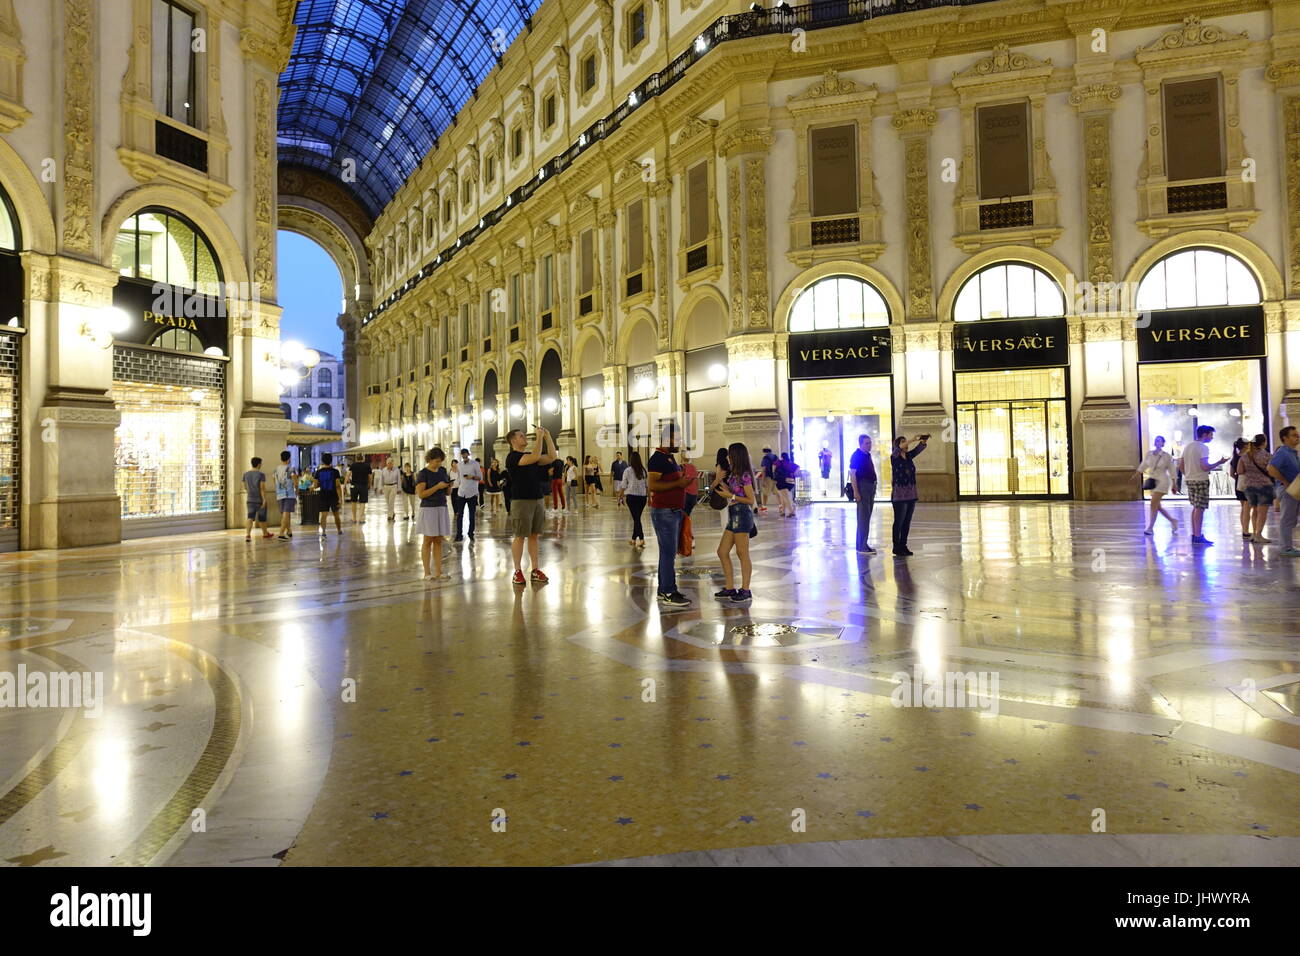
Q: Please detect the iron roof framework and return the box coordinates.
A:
[279,0,541,217]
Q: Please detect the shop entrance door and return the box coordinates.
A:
[957,398,1068,497]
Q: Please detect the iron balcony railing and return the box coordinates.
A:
[365,0,997,325]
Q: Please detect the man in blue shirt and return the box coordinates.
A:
[1266,425,1300,556]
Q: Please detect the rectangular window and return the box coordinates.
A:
[459,304,470,348]
[442,319,449,352]
[976,102,1032,200]
[579,229,594,295]
[687,161,709,247]
[426,212,435,239]
[444,198,453,223]
[543,94,557,130]
[540,254,553,310]
[581,55,597,94]
[1163,78,1224,181]
[626,199,644,274]
[152,0,197,127]
[484,154,496,184]
[462,179,473,206]
[510,273,521,325]
[810,124,858,217]
[630,5,646,47]
[511,125,523,159]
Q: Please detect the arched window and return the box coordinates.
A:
[150,328,203,352]
[953,262,1064,322]
[789,275,889,332]
[0,182,19,251]
[1135,248,1261,311]
[317,404,332,430]
[280,403,291,420]
[297,402,311,422]
[317,366,333,397]
[111,207,222,295]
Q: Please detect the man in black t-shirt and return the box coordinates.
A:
[610,452,628,505]
[505,426,557,586]
[347,457,372,523]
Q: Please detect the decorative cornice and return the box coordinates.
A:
[675,115,717,148]
[1266,59,1300,90]
[891,108,937,136]
[718,127,773,158]
[1136,15,1248,55]
[1068,83,1121,114]
[787,69,864,103]
[952,43,1051,82]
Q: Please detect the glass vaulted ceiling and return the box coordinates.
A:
[279,0,542,218]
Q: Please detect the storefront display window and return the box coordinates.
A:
[112,347,225,521]
[956,369,1069,496]
[792,377,892,499]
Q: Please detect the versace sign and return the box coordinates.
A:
[788,328,892,379]
[952,316,1069,371]
[1136,306,1265,363]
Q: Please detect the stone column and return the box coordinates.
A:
[1069,80,1134,500]
[1266,55,1300,412]
[523,384,540,437]
[723,334,783,454]
[603,364,625,453]
[559,375,579,456]
[494,390,511,461]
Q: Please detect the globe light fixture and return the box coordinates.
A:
[584,388,603,405]
[509,403,523,419]
[707,363,727,383]
[542,396,558,413]
[483,408,497,423]
[281,340,304,363]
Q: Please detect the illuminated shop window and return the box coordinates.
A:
[788,276,889,332]
[1134,248,1261,311]
[953,263,1064,322]
[111,208,222,295]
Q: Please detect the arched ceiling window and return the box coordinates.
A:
[279,0,545,217]
[1135,248,1261,311]
[953,262,1064,322]
[112,208,222,295]
[789,276,890,333]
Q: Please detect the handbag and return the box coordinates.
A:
[677,515,693,556]
[1142,478,1156,491]
[843,482,856,501]
[1287,474,1300,501]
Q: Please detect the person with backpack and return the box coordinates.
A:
[775,452,797,518]
[314,452,344,535]
[273,450,297,540]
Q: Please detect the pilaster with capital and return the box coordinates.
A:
[891,107,938,321]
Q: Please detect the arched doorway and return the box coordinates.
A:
[624,317,657,460]
[786,274,893,500]
[951,261,1070,498]
[538,349,562,444]
[0,180,22,551]
[681,296,728,475]
[508,360,527,438]
[482,369,499,461]
[1134,247,1265,501]
[109,207,229,534]
[577,337,605,466]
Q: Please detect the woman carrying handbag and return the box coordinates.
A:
[1133,435,1179,536]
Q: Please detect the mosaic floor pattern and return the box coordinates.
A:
[0,499,1296,866]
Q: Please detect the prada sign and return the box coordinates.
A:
[1137,306,1265,363]
[112,277,228,351]
[952,316,1069,371]
[789,327,892,379]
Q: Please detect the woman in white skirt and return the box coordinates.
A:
[416,447,454,580]
[1133,435,1179,535]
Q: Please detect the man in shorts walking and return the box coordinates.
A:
[242,457,271,541]
[505,426,556,585]
[314,452,344,535]
[273,450,297,540]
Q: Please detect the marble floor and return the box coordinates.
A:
[0,497,1296,867]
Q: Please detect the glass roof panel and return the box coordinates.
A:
[279,0,542,216]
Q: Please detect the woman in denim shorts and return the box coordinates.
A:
[712,442,758,605]
[1239,434,1275,544]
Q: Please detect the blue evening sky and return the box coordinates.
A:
[277,231,343,358]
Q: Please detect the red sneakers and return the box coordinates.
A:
[530,569,549,584]
[511,570,526,586]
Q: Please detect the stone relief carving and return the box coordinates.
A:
[1137,14,1248,53]
[62,0,95,256]
[787,69,862,102]
[252,78,276,287]
[744,157,769,330]
[952,42,1051,80]
[902,136,933,320]
[727,162,743,333]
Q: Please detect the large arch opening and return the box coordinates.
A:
[1133,247,1267,501]
[538,349,563,443]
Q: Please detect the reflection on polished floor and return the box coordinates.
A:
[0,500,1296,867]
